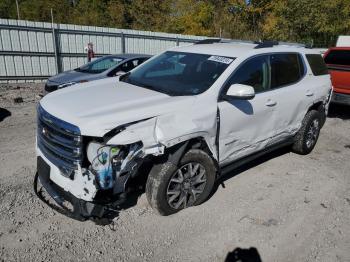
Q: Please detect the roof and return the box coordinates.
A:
[119,53,152,59]
[173,42,319,58]
[174,43,257,58]
[104,53,152,59]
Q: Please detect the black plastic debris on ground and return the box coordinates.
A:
[225,247,262,262]
[320,203,328,209]
[13,97,23,103]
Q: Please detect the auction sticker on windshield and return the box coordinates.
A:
[208,56,234,64]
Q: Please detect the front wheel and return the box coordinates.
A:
[292,110,321,155]
[145,149,216,216]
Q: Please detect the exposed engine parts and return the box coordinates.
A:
[87,141,143,192]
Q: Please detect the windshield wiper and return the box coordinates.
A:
[121,77,160,92]
[138,83,183,96]
[140,83,158,91]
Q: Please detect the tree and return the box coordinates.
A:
[262,0,350,46]
[128,0,172,31]
[0,0,17,19]
[107,0,130,28]
[16,0,72,23]
[166,0,216,36]
[0,0,348,47]
[71,0,109,26]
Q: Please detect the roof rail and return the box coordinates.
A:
[228,39,259,45]
[194,39,310,49]
[254,41,307,49]
[195,38,258,45]
[195,38,221,45]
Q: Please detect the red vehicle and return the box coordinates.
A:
[324,47,350,105]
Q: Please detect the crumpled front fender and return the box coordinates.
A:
[105,112,218,160]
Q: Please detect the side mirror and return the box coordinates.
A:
[224,84,255,100]
[115,71,126,76]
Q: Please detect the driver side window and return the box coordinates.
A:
[226,55,270,93]
[119,60,136,72]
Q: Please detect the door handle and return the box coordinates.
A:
[306,90,314,97]
[265,100,277,107]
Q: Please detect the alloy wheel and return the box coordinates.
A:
[306,119,320,148]
[166,162,207,209]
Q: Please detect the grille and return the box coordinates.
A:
[37,105,83,178]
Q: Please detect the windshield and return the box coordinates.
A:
[120,51,234,96]
[76,56,124,74]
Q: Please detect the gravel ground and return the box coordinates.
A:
[0,84,350,262]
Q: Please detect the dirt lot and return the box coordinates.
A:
[0,84,350,262]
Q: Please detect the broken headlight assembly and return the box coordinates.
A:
[86,141,143,191]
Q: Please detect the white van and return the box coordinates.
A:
[336,36,350,47]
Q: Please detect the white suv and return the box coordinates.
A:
[35,40,332,220]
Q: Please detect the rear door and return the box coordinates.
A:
[305,53,332,107]
[324,49,350,95]
[267,53,310,143]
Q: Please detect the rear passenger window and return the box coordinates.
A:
[270,53,304,88]
[306,54,329,75]
[324,50,350,66]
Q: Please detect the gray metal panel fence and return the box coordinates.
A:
[0,19,204,83]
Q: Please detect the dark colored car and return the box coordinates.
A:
[45,54,151,93]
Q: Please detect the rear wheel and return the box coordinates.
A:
[146,149,216,215]
[292,110,321,155]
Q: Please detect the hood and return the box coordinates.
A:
[40,78,196,137]
[48,70,103,85]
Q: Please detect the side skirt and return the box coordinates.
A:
[219,138,294,177]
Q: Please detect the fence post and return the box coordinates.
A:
[51,9,62,74]
[51,27,61,73]
[121,32,126,54]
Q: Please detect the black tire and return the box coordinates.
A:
[145,149,216,216]
[292,110,321,155]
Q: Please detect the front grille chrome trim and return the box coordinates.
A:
[37,105,82,178]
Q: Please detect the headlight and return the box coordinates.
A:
[58,82,77,89]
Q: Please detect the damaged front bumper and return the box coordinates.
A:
[35,129,146,221]
[34,156,122,221]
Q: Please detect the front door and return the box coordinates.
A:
[218,55,277,165]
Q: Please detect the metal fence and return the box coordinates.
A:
[0,19,205,83]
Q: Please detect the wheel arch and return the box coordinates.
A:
[307,101,324,113]
[164,136,217,167]
[307,101,326,126]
